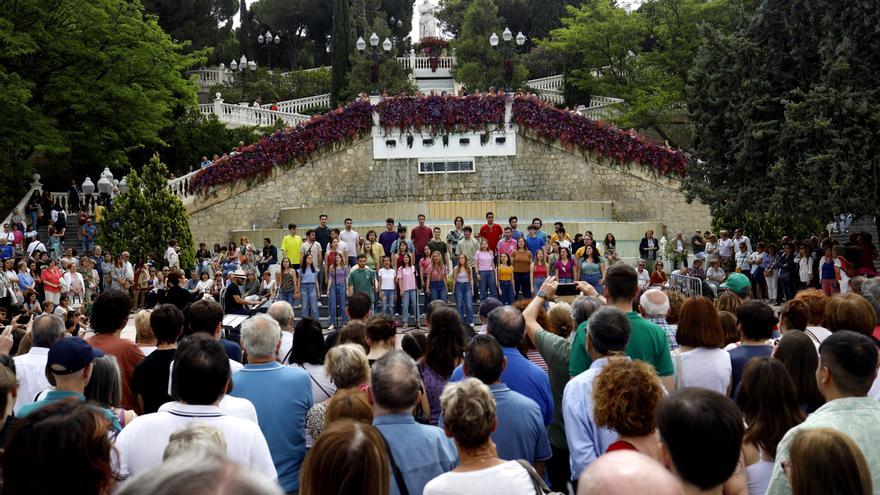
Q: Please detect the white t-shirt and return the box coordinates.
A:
[673,347,732,395]
[338,230,359,255]
[115,402,276,481]
[423,461,535,495]
[378,268,397,290]
[279,331,293,364]
[157,395,258,424]
[805,326,832,344]
[293,362,337,403]
[718,238,734,257]
[637,269,651,289]
[12,347,50,413]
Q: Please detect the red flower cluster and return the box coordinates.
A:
[376,95,506,134]
[414,37,449,58]
[188,100,374,194]
[511,96,688,177]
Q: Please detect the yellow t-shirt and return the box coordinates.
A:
[575,244,603,259]
[498,265,513,281]
[94,205,105,223]
[281,234,303,264]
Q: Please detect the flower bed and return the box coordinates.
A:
[512,96,688,177]
[414,37,449,71]
[188,100,374,194]
[376,95,506,134]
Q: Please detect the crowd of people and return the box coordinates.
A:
[0,205,879,494]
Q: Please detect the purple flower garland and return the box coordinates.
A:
[189,95,687,195]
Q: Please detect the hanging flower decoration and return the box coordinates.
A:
[189,94,688,196]
[511,95,688,177]
[414,36,449,72]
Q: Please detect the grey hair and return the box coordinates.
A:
[32,313,65,348]
[267,301,294,328]
[325,343,371,389]
[240,315,281,359]
[83,355,122,409]
[571,296,603,326]
[115,451,283,495]
[639,289,670,318]
[862,278,880,324]
[163,423,228,460]
[440,378,496,450]
[370,350,421,412]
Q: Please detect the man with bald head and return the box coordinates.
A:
[267,300,295,363]
[577,451,683,495]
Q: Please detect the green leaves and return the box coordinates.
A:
[98,155,195,269]
[451,0,528,90]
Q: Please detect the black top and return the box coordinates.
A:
[315,226,331,253]
[163,286,193,312]
[131,349,176,414]
[224,283,247,315]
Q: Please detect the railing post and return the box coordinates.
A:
[409,48,416,71]
[213,92,224,119]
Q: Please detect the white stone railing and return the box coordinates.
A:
[187,67,230,89]
[589,95,625,107]
[169,169,199,202]
[201,94,311,127]
[397,55,456,71]
[264,93,331,114]
[536,89,565,105]
[527,74,564,92]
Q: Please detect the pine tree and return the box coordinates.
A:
[98,155,195,270]
[330,0,353,105]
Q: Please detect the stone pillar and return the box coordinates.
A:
[213,92,224,120]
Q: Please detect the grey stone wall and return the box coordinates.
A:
[188,133,711,245]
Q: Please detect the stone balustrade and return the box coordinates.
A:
[264,93,331,114]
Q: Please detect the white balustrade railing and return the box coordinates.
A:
[264,93,331,114]
[187,68,229,89]
[589,95,625,107]
[527,74,565,92]
[169,169,200,201]
[536,89,565,105]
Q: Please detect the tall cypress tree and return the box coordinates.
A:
[330,0,353,105]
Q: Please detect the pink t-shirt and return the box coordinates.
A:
[475,251,495,271]
[419,257,431,276]
[397,266,417,291]
[496,238,517,258]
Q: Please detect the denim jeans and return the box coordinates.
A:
[300,282,319,320]
[429,280,446,304]
[401,289,419,327]
[499,280,514,304]
[478,270,497,301]
[82,239,94,255]
[513,271,531,300]
[581,272,604,294]
[278,290,295,308]
[455,281,473,325]
[327,282,347,328]
[381,289,395,315]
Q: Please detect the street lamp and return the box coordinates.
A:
[257,29,281,70]
[356,31,393,95]
[230,55,257,98]
[488,27,527,91]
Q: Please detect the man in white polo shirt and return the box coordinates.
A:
[114,334,276,482]
[13,314,65,413]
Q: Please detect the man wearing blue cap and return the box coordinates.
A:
[17,337,122,431]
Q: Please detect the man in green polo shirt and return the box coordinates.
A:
[18,337,122,432]
[347,254,378,303]
[568,264,674,391]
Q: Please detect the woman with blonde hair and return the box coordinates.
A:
[133,309,156,356]
[300,419,390,495]
[452,254,474,325]
[424,378,537,495]
[785,428,872,495]
[546,302,576,339]
[305,343,370,443]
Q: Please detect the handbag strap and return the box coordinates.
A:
[674,349,683,390]
[515,459,551,495]
[377,430,410,495]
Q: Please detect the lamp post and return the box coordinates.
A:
[356,32,393,95]
[229,55,257,99]
[257,30,281,70]
[488,27,526,92]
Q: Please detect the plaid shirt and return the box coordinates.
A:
[650,316,679,351]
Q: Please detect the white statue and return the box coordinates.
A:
[418,0,437,39]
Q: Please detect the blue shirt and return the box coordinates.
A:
[231,362,313,492]
[562,357,620,479]
[221,339,242,363]
[298,267,318,284]
[728,344,773,399]
[510,229,523,241]
[524,235,547,257]
[440,383,551,464]
[379,231,398,257]
[17,390,122,432]
[374,413,458,495]
[390,239,415,256]
[452,347,554,425]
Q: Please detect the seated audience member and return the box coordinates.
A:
[592,358,665,461]
[425,378,537,495]
[231,315,313,494]
[785,428,872,495]
[773,332,826,413]
[728,300,776,397]
[162,423,228,459]
[114,334,276,482]
[673,296,731,395]
[656,388,744,495]
[735,357,805,495]
[3,401,117,494]
[369,351,457,495]
[451,305,553,426]
[87,289,145,412]
[116,451,282,495]
[460,335,551,470]
[563,307,631,480]
[13,312,64,413]
[132,304,184,414]
[576,451,683,495]
[300,420,390,495]
[767,331,880,494]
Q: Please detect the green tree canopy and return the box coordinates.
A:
[685,0,880,240]
[99,156,196,269]
[330,0,353,104]
[0,0,202,198]
[451,0,528,91]
[141,0,238,56]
